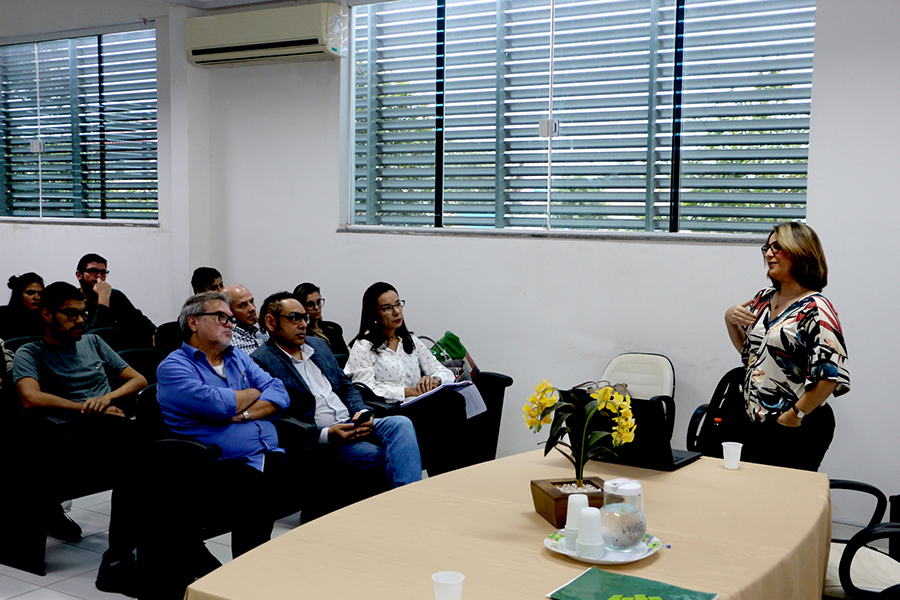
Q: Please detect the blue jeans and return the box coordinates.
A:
[333,416,422,487]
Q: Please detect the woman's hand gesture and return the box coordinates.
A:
[725,300,756,327]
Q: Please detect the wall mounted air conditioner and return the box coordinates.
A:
[185,3,347,67]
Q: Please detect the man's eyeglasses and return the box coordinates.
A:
[278,312,311,324]
[58,308,89,321]
[83,268,110,276]
[303,298,325,310]
[200,311,237,325]
[377,300,405,314]
[760,241,784,256]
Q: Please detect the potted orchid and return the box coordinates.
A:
[524,380,636,527]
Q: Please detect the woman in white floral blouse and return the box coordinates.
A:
[724,222,849,471]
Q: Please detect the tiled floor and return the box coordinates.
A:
[0,491,303,600]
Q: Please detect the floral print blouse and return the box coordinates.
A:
[740,287,850,423]
[344,335,454,401]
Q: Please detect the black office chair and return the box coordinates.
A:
[117,347,166,385]
[686,366,745,457]
[3,336,42,353]
[89,326,152,351]
[825,480,900,598]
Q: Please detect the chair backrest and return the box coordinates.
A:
[3,336,42,353]
[601,353,674,401]
[117,348,166,385]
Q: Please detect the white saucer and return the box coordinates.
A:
[544,530,663,565]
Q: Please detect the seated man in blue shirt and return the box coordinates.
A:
[251,292,421,496]
[13,281,147,595]
[150,291,292,598]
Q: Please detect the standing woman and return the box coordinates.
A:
[292,282,350,359]
[0,273,45,341]
[724,222,849,471]
[345,282,454,400]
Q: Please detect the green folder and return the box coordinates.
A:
[548,567,718,600]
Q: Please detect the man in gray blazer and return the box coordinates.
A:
[251,292,421,489]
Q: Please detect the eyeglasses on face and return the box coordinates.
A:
[278,312,311,325]
[200,311,237,325]
[760,241,784,256]
[83,268,110,276]
[377,300,405,314]
[58,308,89,321]
[303,298,325,310]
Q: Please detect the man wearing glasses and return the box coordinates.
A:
[151,292,292,597]
[252,292,421,505]
[75,253,156,346]
[12,281,147,595]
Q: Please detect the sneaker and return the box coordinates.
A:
[96,554,138,598]
[47,504,82,543]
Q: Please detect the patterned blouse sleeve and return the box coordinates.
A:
[806,297,850,396]
[344,340,405,400]
[414,336,454,384]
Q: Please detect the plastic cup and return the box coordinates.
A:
[563,493,589,550]
[722,442,743,469]
[575,506,605,559]
[433,571,465,600]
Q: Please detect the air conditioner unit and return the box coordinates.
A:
[185,3,348,67]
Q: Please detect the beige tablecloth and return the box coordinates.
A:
[186,450,831,600]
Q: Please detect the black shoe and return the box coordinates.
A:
[47,505,82,543]
[96,554,138,598]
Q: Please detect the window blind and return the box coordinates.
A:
[0,29,157,220]
[353,0,814,234]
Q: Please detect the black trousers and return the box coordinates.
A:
[737,403,835,471]
[140,452,290,600]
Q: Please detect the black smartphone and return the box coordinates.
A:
[352,410,374,428]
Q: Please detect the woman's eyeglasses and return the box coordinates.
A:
[760,241,783,256]
[303,298,325,310]
[278,312,311,324]
[200,311,237,325]
[377,300,405,314]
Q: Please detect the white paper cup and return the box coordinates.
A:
[575,506,605,559]
[433,571,465,600]
[564,494,589,550]
[722,442,743,469]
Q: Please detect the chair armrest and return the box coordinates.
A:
[838,522,900,599]
[473,371,513,388]
[648,394,676,441]
[831,479,888,541]
[687,403,709,452]
[150,437,222,461]
[274,416,317,451]
[352,382,400,417]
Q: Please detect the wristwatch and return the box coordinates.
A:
[242,410,251,422]
[792,406,806,420]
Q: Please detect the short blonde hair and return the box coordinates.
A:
[768,222,828,291]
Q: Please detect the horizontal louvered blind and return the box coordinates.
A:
[0,29,157,220]
[353,0,814,234]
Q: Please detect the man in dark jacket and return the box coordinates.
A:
[75,253,156,346]
[251,291,421,489]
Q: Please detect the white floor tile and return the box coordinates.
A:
[5,588,86,600]
[65,511,110,541]
[205,532,231,547]
[0,573,40,600]
[70,493,112,511]
[47,568,129,600]
[202,541,232,569]
[65,532,108,556]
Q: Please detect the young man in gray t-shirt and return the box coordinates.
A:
[12,281,146,596]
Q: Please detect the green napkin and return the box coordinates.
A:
[548,567,718,600]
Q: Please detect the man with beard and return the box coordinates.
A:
[13,281,147,596]
[75,253,156,346]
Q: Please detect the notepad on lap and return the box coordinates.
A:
[548,567,718,600]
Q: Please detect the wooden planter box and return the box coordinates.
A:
[530,477,605,528]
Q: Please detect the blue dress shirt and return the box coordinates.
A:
[157,342,290,471]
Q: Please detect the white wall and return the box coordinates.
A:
[1,0,897,523]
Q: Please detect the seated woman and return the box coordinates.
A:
[345,282,454,400]
[292,282,350,359]
[345,282,465,475]
[0,273,45,342]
